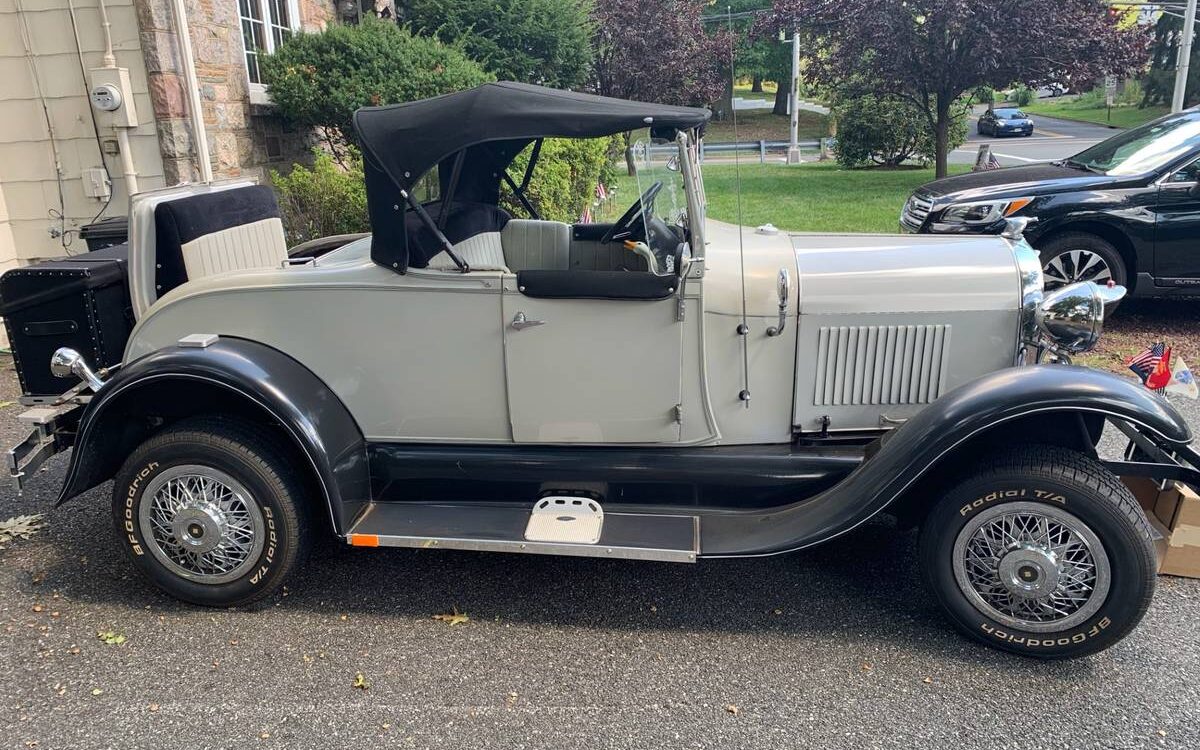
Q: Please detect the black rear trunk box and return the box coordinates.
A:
[0,244,133,398]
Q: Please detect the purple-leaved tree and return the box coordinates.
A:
[593,0,729,107]
[768,0,1150,176]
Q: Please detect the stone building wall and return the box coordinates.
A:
[135,0,334,185]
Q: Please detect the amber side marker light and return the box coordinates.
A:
[349,534,380,547]
[1004,197,1033,216]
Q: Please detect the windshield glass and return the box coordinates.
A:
[995,109,1024,119]
[631,136,688,231]
[1069,112,1200,175]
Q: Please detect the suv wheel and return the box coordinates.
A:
[112,417,312,607]
[1037,232,1127,297]
[919,445,1156,659]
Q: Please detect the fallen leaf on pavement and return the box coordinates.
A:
[31,604,43,613]
[96,631,126,645]
[91,688,103,696]
[0,514,46,548]
[352,672,370,690]
[433,609,469,626]
[0,401,13,408]
[922,677,933,684]
[724,704,739,716]
[149,703,160,712]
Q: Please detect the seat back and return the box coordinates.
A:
[501,220,571,271]
[153,185,286,294]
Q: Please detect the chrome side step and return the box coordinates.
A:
[345,502,699,563]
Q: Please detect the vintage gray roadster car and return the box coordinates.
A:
[4,83,1200,659]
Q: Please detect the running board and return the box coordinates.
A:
[344,502,699,563]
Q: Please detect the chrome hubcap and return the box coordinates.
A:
[139,465,264,584]
[1043,249,1113,290]
[953,503,1110,632]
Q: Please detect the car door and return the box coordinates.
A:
[501,275,683,443]
[1153,156,1200,286]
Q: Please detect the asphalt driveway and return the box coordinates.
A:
[1,361,1198,749]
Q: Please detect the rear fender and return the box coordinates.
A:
[700,365,1192,557]
[57,337,368,534]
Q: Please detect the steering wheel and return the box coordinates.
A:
[600,181,663,245]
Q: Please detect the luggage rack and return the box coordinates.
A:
[6,378,96,492]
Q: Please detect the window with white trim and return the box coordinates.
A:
[238,0,301,93]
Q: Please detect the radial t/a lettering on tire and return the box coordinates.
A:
[112,417,311,607]
[918,445,1156,659]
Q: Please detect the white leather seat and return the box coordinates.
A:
[501,220,571,271]
[179,217,288,279]
[426,232,509,272]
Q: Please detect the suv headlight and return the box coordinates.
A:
[938,197,1033,226]
[1035,281,1127,353]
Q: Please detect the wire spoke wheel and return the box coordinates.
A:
[952,502,1111,632]
[139,465,266,585]
[1042,249,1113,290]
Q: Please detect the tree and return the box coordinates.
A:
[260,19,491,158]
[405,0,594,88]
[1142,12,1198,108]
[768,0,1150,177]
[592,0,729,108]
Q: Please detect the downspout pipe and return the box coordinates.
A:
[168,0,213,182]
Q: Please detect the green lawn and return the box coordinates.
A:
[1022,101,1168,130]
[703,108,828,143]
[701,162,969,233]
[597,162,969,233]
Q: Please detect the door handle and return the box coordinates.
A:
[511,312,546,330]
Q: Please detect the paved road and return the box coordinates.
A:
[1,365,1198,749]
[951,112,1119,167]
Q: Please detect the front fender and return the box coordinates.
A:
[700,365,1191,557]
[58,337,368,534]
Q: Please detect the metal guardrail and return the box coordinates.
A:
[647,139,826,163]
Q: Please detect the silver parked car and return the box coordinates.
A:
[4,83,1197,659]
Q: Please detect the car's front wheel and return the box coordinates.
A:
[112,417,312,607]
[1037,232,1127,304]
[919,445,1156,659]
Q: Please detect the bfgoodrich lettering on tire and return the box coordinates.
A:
[112,417,311,607]
[918,445,1156,659]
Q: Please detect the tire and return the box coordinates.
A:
[918,445,1156,659]
[1037,232,1128,304]
[112,417,312,607]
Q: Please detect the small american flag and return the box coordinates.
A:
[579,204,593,224]
[984,153,1002,170]
[1128,342,1167,383]
[596,183,608,201]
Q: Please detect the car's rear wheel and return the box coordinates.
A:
[919,445,1156,659]
[112,417,312,607]
[1037,232,1127,306]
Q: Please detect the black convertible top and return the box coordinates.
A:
[353,82,711,191]
[352,82,711,273]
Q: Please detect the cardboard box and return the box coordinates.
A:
[1123,477,1200,579]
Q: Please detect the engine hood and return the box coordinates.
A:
[702,219,1022,318]
[791,232,1020,315]
[915,163,1142,204]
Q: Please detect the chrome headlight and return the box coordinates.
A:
[938,197,1033,226]
[1035,281,1127,353]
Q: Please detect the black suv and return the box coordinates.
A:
[903,108,1200,297]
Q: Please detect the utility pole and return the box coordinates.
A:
[1173,0,1198,112]
[786,31,802,164]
